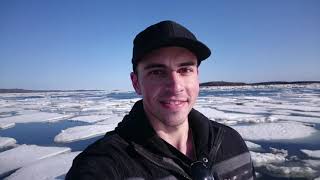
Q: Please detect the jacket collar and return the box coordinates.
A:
[115,100,212,160]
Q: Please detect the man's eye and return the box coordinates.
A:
[178,67,193,74]
[149,70,165,75]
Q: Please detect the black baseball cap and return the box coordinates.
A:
[132,20,211,68]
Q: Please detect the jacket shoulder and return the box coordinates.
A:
[209,120,249,159]
[66,131,129,180]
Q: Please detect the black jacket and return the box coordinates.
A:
[66,100,255,180]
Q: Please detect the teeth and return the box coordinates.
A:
[165,100,183,105]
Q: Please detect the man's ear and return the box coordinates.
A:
[130,72,142,95]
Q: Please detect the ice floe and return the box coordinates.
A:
[0,111,72,129]
[250,151,287,167]
[96,116,123,125]
[303,159,320,168]
[301,149,320,159]
[68,115,110,123]
[213,104,270,115]
[260,164,317,179]
[271,114,320,124]
[0,144,70,178]
[54,124,117,143]
[5,151,80,180]
[232,122,318,141]
[196,107,269,124]
[245,141,263,152]
[0,137,17,149]
[272,109,320,118]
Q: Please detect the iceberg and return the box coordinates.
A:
[54,124,117,143]
[303,159,320,168]
[250,151,287,167]
[260,164,317,179]
[196,107,268,124]
[68,115,110,123]
[5,152,80,180]
[301,149,320,159]
[271,114,320,124]
[0,137,17,149]
[0,144,70,178]
[232,122,318,141]
[0,111,72,129]
[245,141,263,152]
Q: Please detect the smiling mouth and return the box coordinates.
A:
[159,99,188,108]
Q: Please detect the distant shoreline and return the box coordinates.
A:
[0,89,103,94]
[199,81,320,87]
[1,81,320,93]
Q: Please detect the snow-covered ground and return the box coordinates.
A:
[0,84,319,179]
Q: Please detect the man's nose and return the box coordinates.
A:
[165,72,184,93]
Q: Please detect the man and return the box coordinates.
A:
[66,20,255,180]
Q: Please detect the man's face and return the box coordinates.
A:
[131,46,199,127]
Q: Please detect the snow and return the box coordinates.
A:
[5,152,80,180]
[213,104,270,115]
[301,149,320,159]
[272,109,320,118]
[266,103,320,112]
[250,151,287,167]
[96,116,123,125]
[245,141,263,152]
[0,111,72,129]
[303,160,320,168]
[195,107,228,120]
[54,124,117,143]
[271,114,320,124]
[0,137,17,149]
[261,164,317,178]
[68,115,110,123]
[232,122,318,141]
[0,145,70,178]
[0,107,22,114]
[196,107,269,124]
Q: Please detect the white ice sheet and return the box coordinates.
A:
[0,145,70,177]
[261,164,316,178]
[232,122,318,141]
[245,141,263,152]
[0,111,72,129]
[54,124,117,143]
[301,149,320,158]
[5,152,80,180]
[69,115,110,123]
[250,151,287,167]
[0,137,17,149]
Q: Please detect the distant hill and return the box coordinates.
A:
[200,81,320,87]
[200,81,247,86]
[0,89,102,93]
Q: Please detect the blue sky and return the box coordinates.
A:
[1,0,319,91]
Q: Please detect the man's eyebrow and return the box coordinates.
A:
[178,61,197,67]
[143,61,197,70]
[143,63,166,70]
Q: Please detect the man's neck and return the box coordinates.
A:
[149,117,195,160]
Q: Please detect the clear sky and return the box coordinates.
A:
[1,0,319,91]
